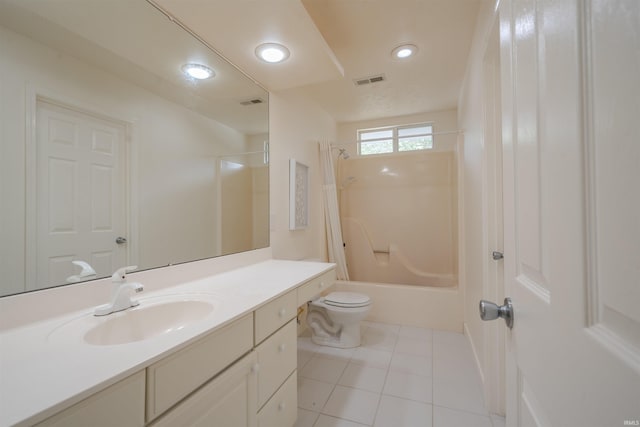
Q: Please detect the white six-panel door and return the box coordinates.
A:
[33,99,127,290]
[500,0,640,426]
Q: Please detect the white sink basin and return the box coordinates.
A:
[85,300,213,345]
[49,295,216,346]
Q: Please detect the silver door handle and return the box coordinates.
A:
[479,297,514,329]
[492,251,504,260]
[116,237,127,245]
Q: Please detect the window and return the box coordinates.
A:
[357,123,433,156]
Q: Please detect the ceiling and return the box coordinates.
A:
[1,0,269,135]
[145,0,482,123]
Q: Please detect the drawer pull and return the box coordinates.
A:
[278,402,286,411]
[278,308,286,317]
[278,343,286,352]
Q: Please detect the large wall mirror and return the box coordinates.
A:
[0,0,269,297]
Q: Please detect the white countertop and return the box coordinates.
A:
[0,259,334,427]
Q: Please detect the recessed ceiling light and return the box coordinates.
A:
[255,43,290,63]
[391,44,418,59]
[181,63,215,80]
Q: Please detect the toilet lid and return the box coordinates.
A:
[324,292,371,308]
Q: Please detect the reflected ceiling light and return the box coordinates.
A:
[391,44,418,59]
[255,43,290,63]
[181,63,215,80]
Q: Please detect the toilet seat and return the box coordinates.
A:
[323,292,371,308]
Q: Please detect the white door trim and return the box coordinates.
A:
[481,13,506,416]
[25,86,137,289]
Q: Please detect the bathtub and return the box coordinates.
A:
[342,217,457,288]
[333,280,463,333]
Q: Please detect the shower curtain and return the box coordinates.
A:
[318,140,349,280]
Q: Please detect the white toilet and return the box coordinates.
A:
[307,291,371,348]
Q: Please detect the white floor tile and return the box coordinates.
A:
[398,325,433,340]
[350,347,393,369]
[298,377,335,412]
[395,335,433,357]
[299,349,315,370]
[298,336,320,352]
[432,352,479,383]
[298,322,493,427]
[362,321,401,334]
[433,406,493,427]
[301,355,349,384]
[383,370,433,403]
[433,330,467,346]
[322,385,380,426]
[373,395,433,427]
[433,331,474,363]
[338,363,387,393]
[313,345,357,362]
[298,336,355,361]
[362,327,398,352]
[295,408,320,427]
[433,376,488,416]
[389,352,432,377]
[314,414,370,427]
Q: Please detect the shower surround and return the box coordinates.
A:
[339,150,457,287]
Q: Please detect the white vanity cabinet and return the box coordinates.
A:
[29,265,337,427]
[254,291,298,427]
[150,351,258,427]
[146,314,254,422]
[297,269,336,306]
[34,371,146,427]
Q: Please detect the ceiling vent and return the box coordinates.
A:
[240,98,265,106]
[353,74,386,86]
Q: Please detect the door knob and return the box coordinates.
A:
[116,237,127,245]
[479,297,514,329]
[492,251,504,260]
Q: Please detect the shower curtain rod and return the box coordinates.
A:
[329,129,463,148]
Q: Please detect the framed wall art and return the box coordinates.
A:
[289,158,309,230]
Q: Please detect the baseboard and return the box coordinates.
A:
[463,322,485,385]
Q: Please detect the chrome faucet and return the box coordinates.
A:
[94,266,144,316]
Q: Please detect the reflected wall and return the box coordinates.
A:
[0,0,269,296]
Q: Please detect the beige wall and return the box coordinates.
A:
[268,89,337,261]
[457,0,500,388]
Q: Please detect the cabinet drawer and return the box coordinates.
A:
[146,314,253,421]
[297,269,336,306]
[254,290,296,344]
[36,371,145,427]
[257,371,297,427]
[256,319,297,408]
[150,352,257,427]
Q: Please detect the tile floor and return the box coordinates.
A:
[295,321,506,427]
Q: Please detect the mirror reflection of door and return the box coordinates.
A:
[32,99,128,290]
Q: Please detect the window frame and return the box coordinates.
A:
[356,122,434,156]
